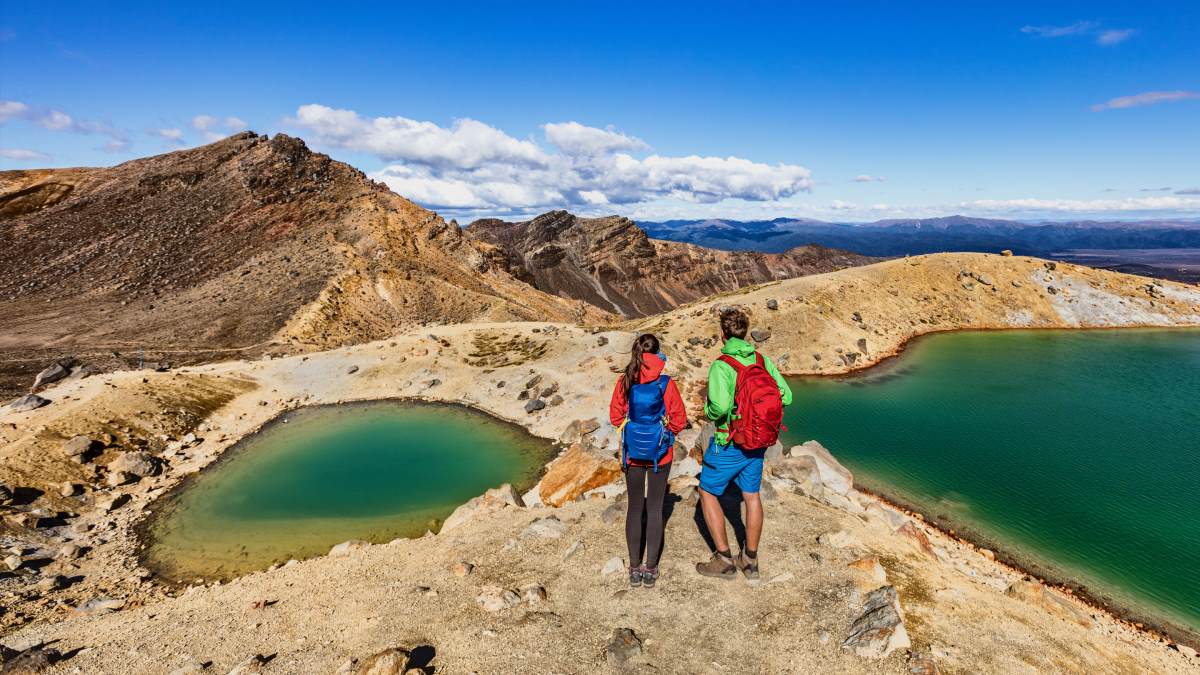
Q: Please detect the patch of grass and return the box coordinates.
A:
[466,333,549,367]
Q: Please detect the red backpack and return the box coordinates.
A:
[718,353,785,449]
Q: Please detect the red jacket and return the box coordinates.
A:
[609,353,687,466]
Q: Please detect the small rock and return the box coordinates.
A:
[475,585,520,612]
[520,582,548,604]
[357,647,415,675]
[106,470,137,487]
[848,557,888,588]
[60,481,82,497]
[0,482,13,505]
[549,394,564,406]
[817,531,856,548]
[1176,644,1197,658]
[908,650,941,674]
[168,661,212,675]
[606,628,642,666]
[750,329,771,342]
[1,645,62,673]
[32,362,71,390]
[62,435,94,458]
[4,554,23,571]
[521,516,567,539]
[226,654,270,675]
[346,365,359,374]
[110,451,161,477]
[329,540,370,557]
[601,556,624,576]
[451,561,474,577]
[600,501,624,525]
[8,394,50,413]
[524,399,546,413]
[1000,249,1013,257]
[563,540,585,560]
[96,493,130,512]
[766,298,779,310]
[842,585,911,658]
[36,574,67,592]
[1047,286,1059,295]
[816,629,831,645]
[57,543,83,560]
[75,596,125,615]
[597,336,608,346]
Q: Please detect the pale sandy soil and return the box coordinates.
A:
[2,253,1199,673]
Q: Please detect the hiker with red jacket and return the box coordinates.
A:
[609,333,687,588]
[696,308,792,580]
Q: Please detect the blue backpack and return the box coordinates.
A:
[621,375,674,472]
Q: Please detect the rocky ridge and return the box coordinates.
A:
[1,254,1199,672]
[467,210,875,317]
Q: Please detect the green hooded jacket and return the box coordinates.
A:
[705,337,793,446]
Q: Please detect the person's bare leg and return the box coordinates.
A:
[696,489,737,578]
[699,489,729,552]
[743,492,763,552]
[736,491,763,580]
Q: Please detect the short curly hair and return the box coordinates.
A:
[719,307,749,340]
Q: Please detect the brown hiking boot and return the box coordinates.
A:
[735,551,760,580]
[695,551,737,579]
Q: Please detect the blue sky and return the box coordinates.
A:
[1,1,1198,222]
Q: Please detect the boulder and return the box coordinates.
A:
[441,484,524,533]
[329,540,370,557]
[896,522,936,558]
[475,585,520,612]
[537,444,622,507]
[668,455,701,479]
[106,470,137,487]
[767,454,821,495]
[847,557,889,589]
[62,435,94,458]
[524,399,546,413]
[96,493,130,512]
[1004,579,1092,627]
[788,441,853,495]
[521,516,567,539]
[110,451,161,478]
[763,441,784,464]
[842,585,911,658]
[0,645,62,673]
[32,362,71,390]
[4,554,22,571]
[8,394,49,413]
[357,647,413,675]
[563,418,601,444]
[0,482,13,506]
[606,628,642,666]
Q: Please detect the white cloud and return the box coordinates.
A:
[0,148,50,161]
[830,200,857,210]
[0,99,130,151]
[1096,28,1136,45]
[1091,90,1200,111]
[1020,21,1097,38]
[543,121,647,155]
[1021,21,1135,46]
[961,196,1200,214]
[289,104,813,213]
[289,104,548,168]
[1176,187,1200,196]
[192,114,250,141]
[852,174,885,183]
[147,127,185,145]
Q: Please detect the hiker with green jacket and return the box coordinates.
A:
[696,307,792,580]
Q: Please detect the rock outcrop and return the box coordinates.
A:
[467,210,875,317]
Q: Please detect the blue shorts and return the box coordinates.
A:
[699,437,766,495]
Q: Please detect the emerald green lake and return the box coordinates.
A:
[782,328,1200,636]
[141,401,553,582]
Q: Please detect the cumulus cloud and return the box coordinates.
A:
[0,148,50,161]
[192,114,250,141]
[0,99,130,151]
[289,104,813,213]
[147,127,185,145]
[1091,90,1200,111]
[852,174,885,183]
[543,121,647,156]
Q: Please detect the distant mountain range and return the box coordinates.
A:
[467,211,874,317]
[639,215,1200,257]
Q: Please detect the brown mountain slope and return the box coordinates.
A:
[467,210,876,317]
[0,133,606,397]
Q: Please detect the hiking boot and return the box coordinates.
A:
[736,551,760,581]
[641,566,659,588]
[629,566,643,588]
[695,552,737,579]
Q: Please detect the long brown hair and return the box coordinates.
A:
[623,333,660,398]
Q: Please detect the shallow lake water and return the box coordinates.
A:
[782,328,1200,635]
[141,401,554,582]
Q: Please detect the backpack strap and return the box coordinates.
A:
[717,354,745,373]
[754,353,765,368]
[657,374,670,395]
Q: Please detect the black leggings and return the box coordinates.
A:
[625,462,671,568]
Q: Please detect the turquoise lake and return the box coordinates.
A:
[141,401,553,582]
[782,328,1200,636]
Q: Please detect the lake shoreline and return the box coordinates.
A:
[782,325,1200,651]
